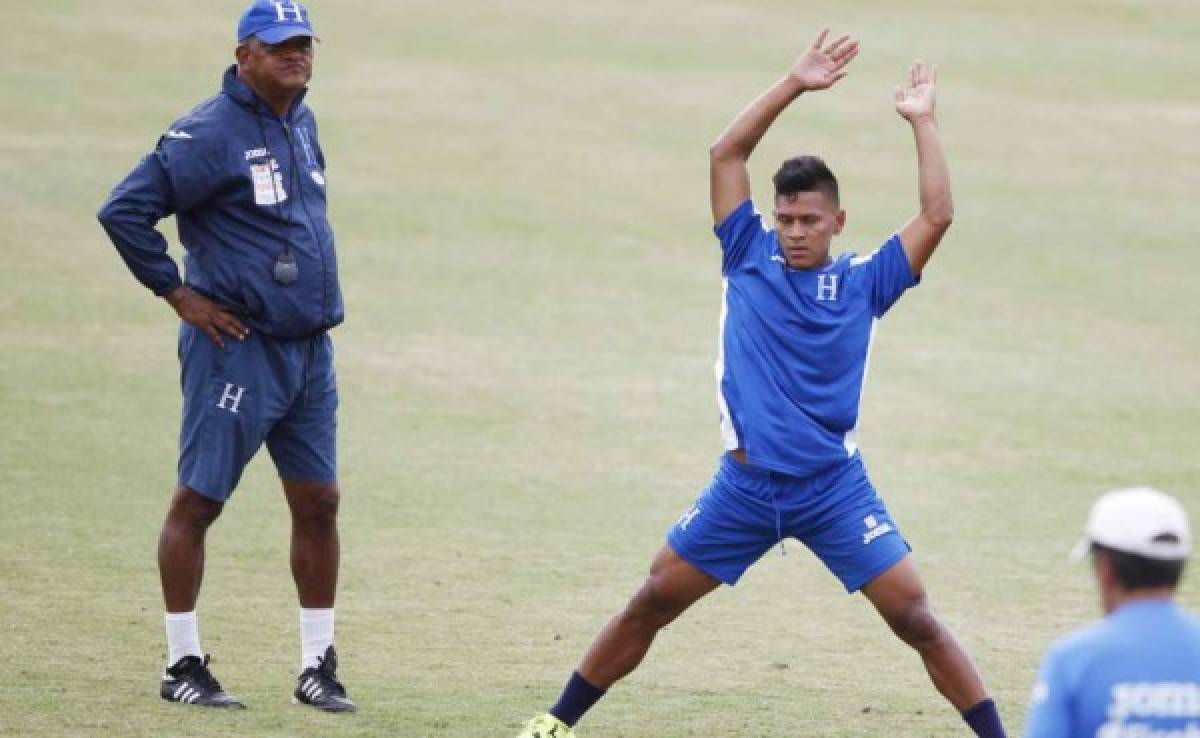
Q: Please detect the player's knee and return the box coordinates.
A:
[889,600,945,651]
[291,484,340,526]
[166,485,223,531]
[623,576,686,630]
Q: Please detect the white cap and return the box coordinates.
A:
[1070,487,1192,562]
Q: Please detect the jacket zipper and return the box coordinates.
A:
[283,119,330,327]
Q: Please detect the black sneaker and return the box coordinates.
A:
[293,645,356,712]
[160,655,245,708]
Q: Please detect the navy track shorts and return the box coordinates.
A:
[176,322,337,502]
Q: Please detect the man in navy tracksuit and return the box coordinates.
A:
[98,1,354,712]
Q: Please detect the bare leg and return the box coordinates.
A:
[862,556,988,711]
[158,485,224,612]
[283,480,340,608]
[578,545,721,688]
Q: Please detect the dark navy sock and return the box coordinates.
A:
[962,698,1006,738]
[549,671,606,727]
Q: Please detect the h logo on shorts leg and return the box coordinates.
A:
[217,383,246,414]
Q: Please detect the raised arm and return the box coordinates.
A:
[895,61,953,275]
[709,29,859,225]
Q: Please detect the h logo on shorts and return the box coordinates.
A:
[217,383,246,414]
[817,274,839,301]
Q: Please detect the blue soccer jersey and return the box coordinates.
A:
[1025,600,1200,738]
[714,199,919,478]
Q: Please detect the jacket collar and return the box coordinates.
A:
[221,64,308,121]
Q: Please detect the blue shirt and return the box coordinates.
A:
[98,65,343,338]
[1025,600,1200,738]
[714,199,919,478]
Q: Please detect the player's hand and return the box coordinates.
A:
[894,60,937,123]
[165,286,249,348]
[789,28,859,92]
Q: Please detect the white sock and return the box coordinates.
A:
[165,611,202,668]
[300,608,335,671]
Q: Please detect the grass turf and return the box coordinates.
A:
[1,0,1197,735]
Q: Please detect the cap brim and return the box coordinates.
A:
[1069,535,1191,562]
[1069,537,1091,562]
[251,26,316,44]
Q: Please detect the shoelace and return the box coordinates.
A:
[315,654,347,696]
[182,655,224,693]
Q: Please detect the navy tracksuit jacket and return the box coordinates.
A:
[98,65,343,339]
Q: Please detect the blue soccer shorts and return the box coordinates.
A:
[177,322,338,502]
[667,453,910,592]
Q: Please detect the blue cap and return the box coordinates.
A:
[237,1,316,44]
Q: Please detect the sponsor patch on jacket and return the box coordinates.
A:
[251,160,287,206]
[244,147,269,160]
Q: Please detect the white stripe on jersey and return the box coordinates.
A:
[843,318,879,456]
[850,245,882,267]
[715,278,740,450]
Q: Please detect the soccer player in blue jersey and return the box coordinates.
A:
[518,29,1008,738]
[1025,487,1198,738]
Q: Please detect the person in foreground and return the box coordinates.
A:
[1025,487,1198,738]
[97,1,354,712]
[518,29,1006,738]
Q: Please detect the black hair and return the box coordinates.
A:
[773,155,839,205]
[1093,543,1186,590]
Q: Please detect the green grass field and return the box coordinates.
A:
[2,0,1198,735]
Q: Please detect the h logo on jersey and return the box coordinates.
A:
[217,383,246,414]
[817,274,839,301]
[272,1,305,22]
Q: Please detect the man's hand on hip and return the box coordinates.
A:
[165,286,249,348]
